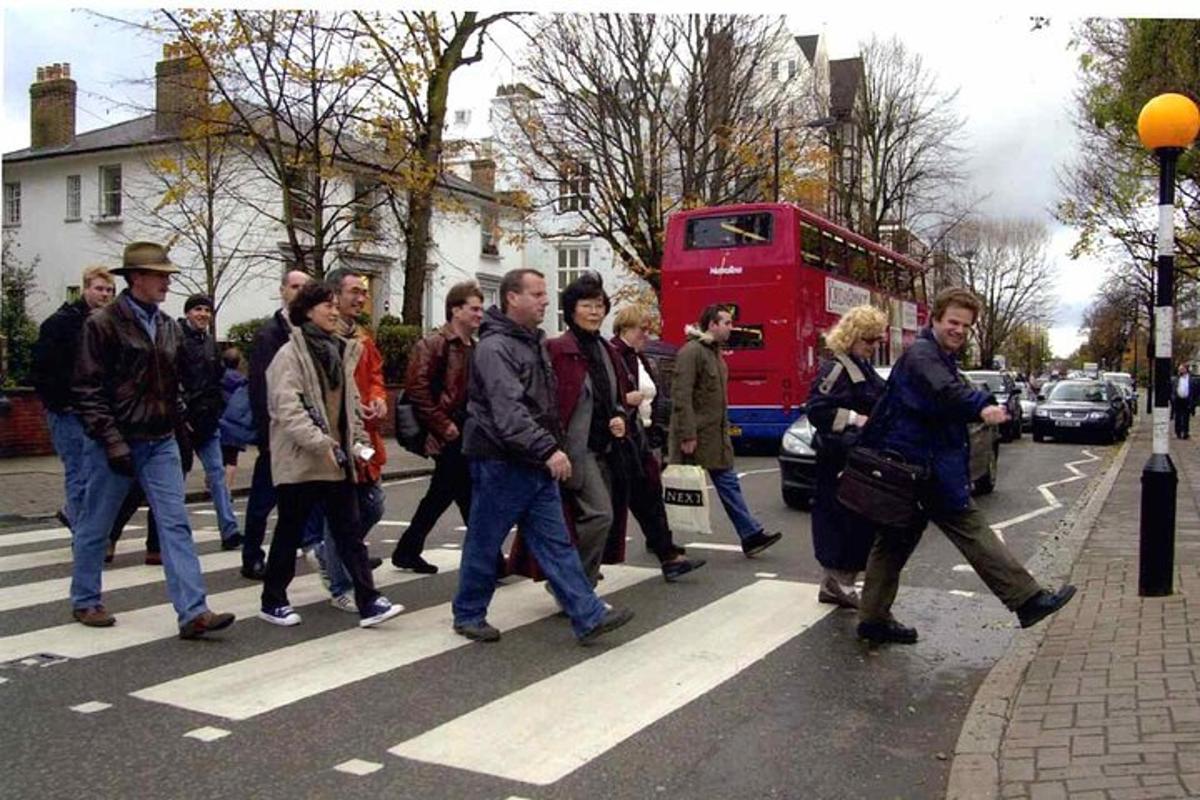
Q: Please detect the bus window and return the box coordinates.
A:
[685,213,773,249]
[800,222,823,267]
[847,242,870,283]
[727,324,765,350]
[823,236,849,278]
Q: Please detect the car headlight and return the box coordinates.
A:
[782,418,816,456]
[1034,408,1050,418]
[1089,411,1109,420]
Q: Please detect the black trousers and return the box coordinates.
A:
[1173,398,1192,438]
[625,450,678,563]
[394,440,472,560]
[262,480,379,612]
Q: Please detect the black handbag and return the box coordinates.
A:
[835,446,929,530]
[393,390,428,456]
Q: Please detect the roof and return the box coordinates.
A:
[828,57,864,119]
[794,35,820,66]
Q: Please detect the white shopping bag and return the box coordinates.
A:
[661,463,713,535]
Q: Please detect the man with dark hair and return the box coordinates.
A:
[241,268,316,579]
[856,287,1075,645]
[391,280,484,573]
[451,268,634,644]
[70,241,234,638]
[32,265,115,531]
[669,304,783,557]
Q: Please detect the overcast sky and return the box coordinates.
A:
[3,0,1195,356]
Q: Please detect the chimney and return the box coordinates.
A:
[156,41,211,134]
[469,159,496,194]
[30,62,76,150]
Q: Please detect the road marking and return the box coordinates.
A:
[130,565,658,721]
[184,726,230,742]
[0,528,224,573]
[0,525,140,550]
[681,542,744,552]
[0,549,464,662]
[380,476,433,488]
[70,700,111,714]
[989,449,1100,534]
[735,467,781,479]
[952,564,975,573]
[390,579,830,786]
[949,590,977,598]
[375,521,411,527]
[754,572,779,578]
[334,759,384,776]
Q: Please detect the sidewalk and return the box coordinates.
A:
[0,439,435,525]
[949,422,1200,800]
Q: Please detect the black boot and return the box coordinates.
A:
[1016,585,1076,629]
[857,619,918,644]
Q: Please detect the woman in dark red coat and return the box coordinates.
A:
[508,273,630,584]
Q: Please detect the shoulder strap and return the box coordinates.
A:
[834,353,866,384]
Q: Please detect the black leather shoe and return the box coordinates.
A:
[579,606,635,645]
[741,531,783,557]
[240,562,266,581]
[858,619,918,644]
[368,557,383,570]
[392,554,439,574]
[220,533,244,551]
[662,557,706,582]
[453,621,501,642]
[1017,585,1077,629]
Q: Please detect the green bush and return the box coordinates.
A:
[226,316,271,361]
[375,320,424,384]
[1,247,39,387]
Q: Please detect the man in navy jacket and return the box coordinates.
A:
[857,288,1076,645]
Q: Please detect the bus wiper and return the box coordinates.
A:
[719,222,766,242]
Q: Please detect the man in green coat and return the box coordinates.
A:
[669,304,783,557]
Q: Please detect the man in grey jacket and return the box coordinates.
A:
[451,268,634,644]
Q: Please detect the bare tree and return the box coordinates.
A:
[855,35,967,242]
[947,218,1056,368]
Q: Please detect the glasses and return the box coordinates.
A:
[576,301,607,312]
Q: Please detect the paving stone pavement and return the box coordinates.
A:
[992,426,1200,800]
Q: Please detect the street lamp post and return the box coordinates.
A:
[1136,92,1200,597]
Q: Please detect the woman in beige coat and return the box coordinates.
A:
[259,282,403,629]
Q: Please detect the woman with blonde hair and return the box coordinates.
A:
[805,304,889,608]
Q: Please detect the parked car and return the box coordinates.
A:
[779,367,1001,508]
[1013,381,1037,431]
[1032,379,1129,444]
[965,370,1022,441]
[1102,372,1138,417]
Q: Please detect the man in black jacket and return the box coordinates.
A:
[451,268,634,645]
[240,269,315,579]
[32,266,115,529]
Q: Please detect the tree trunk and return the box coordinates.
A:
[401,186,434,327]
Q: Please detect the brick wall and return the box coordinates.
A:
[0,389,54,457]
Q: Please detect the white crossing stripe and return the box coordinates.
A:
[0,550,246,612]
[0,525,141,550]
[0,548,464,663]
[0,529,224,574]
[184,726,230,742]
[681,542,744,553]
[333,759,384,776]
[70,701,112,714]
[390,579,830,786]
[130,565,658,721]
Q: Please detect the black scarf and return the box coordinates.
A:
[569,323,618,453]
[301,322,343,391]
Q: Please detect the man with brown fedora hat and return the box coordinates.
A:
[70,241,235,639]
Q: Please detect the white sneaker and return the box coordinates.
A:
[258,605,302,626]
[329,593,357,613]
[359,596,404,628]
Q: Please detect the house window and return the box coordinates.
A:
[556,245,590,330]
[480,207,500,256]
[352,177,379,233]
[772,61,780,81]
[99,165,122,218]
[454,109,471,126]
[557,162,591,213]
[66,285,81,303]
[66,175,81,221]
[788,59,797,79]
[284,165,313,223]
[3,182,19,226]
[476,272,502,309]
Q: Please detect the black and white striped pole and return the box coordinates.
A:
[1137,93,1200,597]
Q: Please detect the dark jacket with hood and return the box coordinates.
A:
[462,305,561,469]
[860,327,993,512]
[177,317,226,441]
[248,309,293,447]
[31,299,91,413]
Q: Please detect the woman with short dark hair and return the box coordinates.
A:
[259,282,403,629]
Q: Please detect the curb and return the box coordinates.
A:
[944,434,1134,800]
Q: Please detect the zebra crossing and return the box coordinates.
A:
[0,516,836,796]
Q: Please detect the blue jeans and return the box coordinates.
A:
[323,481,385,598]
[709,468,763,541]
[46,411,88,528]
[192,431,240,541]
[453,459,607,638]
[71,437,209,625]
[242,448,323,569]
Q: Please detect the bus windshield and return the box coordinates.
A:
[685,213,773,249]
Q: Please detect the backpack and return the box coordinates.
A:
[393,332,450,456]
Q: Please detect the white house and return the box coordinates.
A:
[1,50,525,338]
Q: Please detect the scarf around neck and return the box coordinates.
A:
[568,322,617,452]
[301,322,343,391]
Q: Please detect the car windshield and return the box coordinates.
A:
[966,373,1006,393]
[1104,374,1133,387]
[1049,382,1107,402]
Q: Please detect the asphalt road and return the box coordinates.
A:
[0,434,1116,800]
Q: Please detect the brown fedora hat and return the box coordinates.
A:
[112,241,179,275]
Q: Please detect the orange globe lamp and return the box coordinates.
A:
[1137,93,1200,151]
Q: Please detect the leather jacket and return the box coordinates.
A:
[405,324,474,456]
[177,317,225,441]
[31,299,90,413]
[73,291,186,459]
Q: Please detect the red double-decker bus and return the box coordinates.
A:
[659,203,929,443]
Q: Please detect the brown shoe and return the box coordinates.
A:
[179,610,236,640]
[145,552,162,566]
[73,606,116,627]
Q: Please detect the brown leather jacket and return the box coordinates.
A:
[73,291,186,459]
[404,324,474,456]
